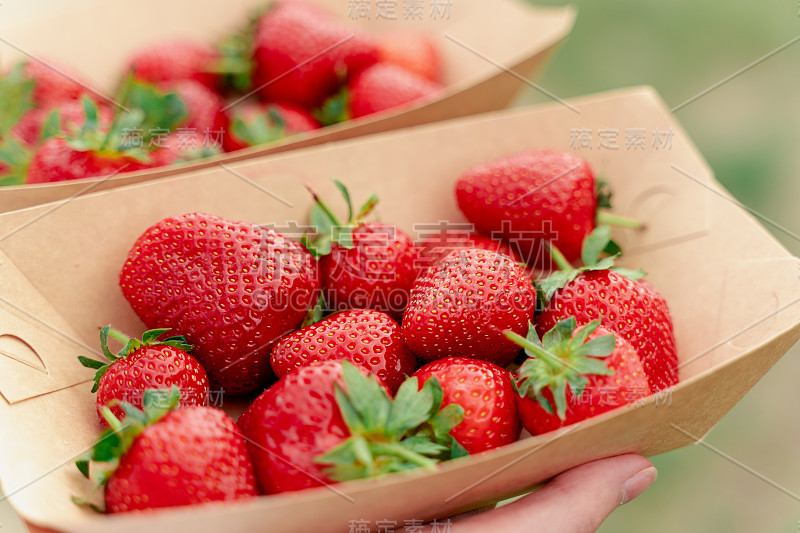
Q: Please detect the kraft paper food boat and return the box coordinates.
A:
[1,86,799,533]
[0,0,576,214]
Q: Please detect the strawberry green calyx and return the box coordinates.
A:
[0,138,32,187]
[78,326,193,393]
[594,176,643,230]
[538,225,646,303]
[231,108,287,147]
[301,179,378,258]
[0,63,35,138]
[73,387,180,510]
[506,318,615,420]
[315,362,467,481]
[315,88,350,126]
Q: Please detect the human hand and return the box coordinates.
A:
[426,454,657,533]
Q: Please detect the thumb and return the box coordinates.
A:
[448,454,657,533]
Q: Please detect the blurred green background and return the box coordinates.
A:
[517,1,800,532]
[1,1,799,532]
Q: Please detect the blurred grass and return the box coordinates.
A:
[516,1,800,532]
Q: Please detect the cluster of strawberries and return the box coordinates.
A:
[75,149,679,513]
[0,0,443,186]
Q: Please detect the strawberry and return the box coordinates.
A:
[507,318,651,435]
[25,82,188,183]
[75,388,257,512]
[159,80,227,135]
[270,309,416,393]
[119,212,320,394]
[401,248,537,367]
[12,100,114,147]
[78,326,209,425]
[348,64,443,119]
[126,40,221,90]
[251,0,378,108]
[536,227,679,392]
[223,101,320,152]
[413,358,520,453]
[304,180,419,319]
[239,360,465,494]
[23,59,88,109]
[416,228,525,270]
[377,31,442,83]
[455,150,642,266]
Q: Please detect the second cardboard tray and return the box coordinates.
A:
[0,0,575,213]
[1,86,799,533]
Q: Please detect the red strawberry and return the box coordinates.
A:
[508,318,651,435]
[455,150,642,266]
[305,181,419,319]
[23,59,88,109]
[270,309,416,393]
[378,32,442,83]
[348,64,443,119]
[413,357,520,453]
[76,388,257,512]
[160,80,227,135]
[126,40,221,90]
[223,101,320,152]
[401,248,537,367]
[12,100,113,147]
[239,360,465,494]
[536,227,679,392]
[26,136,158,184]
[78,326,209,425]
[251,0,378,107]
[119,212,320,394]
[416,228,525,270]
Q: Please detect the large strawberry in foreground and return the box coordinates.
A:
[240,361,465,494]
[537,227,679,392]
[455,149,641,266]
[76,388,257,512]
[413,358,520,454]
[401,248,537,366]
[507,318,651,435]
[270,309,416,393]
[120,212,320,394]
[78,326,209,425]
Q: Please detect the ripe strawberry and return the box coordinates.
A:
[270,309,416,393]
[348,63,443,119]
[304,180,419,319]
[23,59,88,109]
[126,40,221,90]
[377,32,442,83]
[401,248,537,367]
[12,100,114,147]
[455,150,641,266]
[537,227,679,392]
[413,358,520,453]
[416,228,524,271]
[223,101,320,152]
[251,0,378,107]
[239,360,465,494]
[159,80,227,135]
[119,212,320,394]
[76,388,257,512]
[78,326,209,425]
[507,318,651,435]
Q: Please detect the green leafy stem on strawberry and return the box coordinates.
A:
[505,318,615,420]
[594,176,645,230]
[301,179,378,258]
[315,361,468,481]
[78,326,192,393]
[73,386,181,511]
[537,225,646,305]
